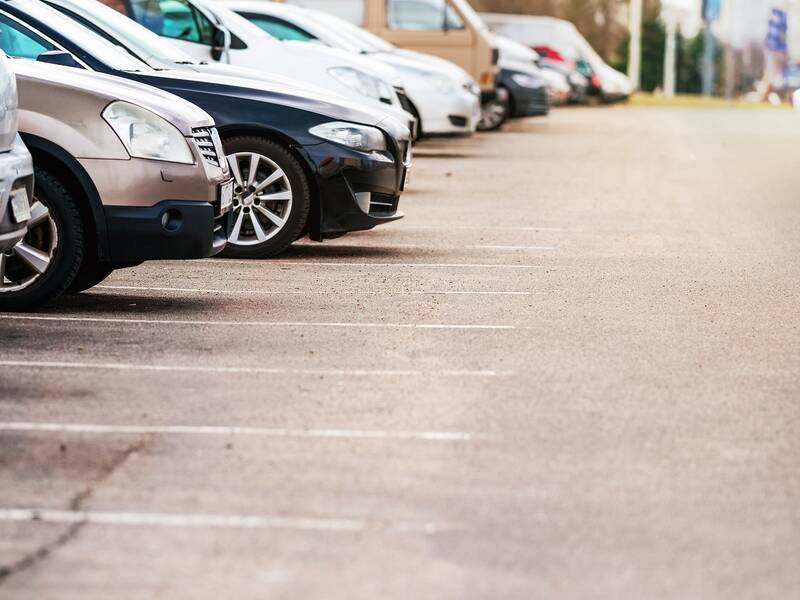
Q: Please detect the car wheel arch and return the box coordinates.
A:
[19,133,108,262]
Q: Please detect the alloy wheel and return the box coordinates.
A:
[226,151,293,246]
[0,198,58,292]
[478,99,508,131]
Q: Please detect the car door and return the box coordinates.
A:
[127,0,217,62]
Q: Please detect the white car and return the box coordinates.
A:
[219,0,481,137]
[105,0,416,131]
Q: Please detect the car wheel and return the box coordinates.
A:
[221,136,310,259]
[64,259,115,294]
[0,169,84,310]
[477,89,510,132]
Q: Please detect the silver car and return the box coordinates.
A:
[0,53,33,255]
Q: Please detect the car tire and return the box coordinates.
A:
[0,168,84,310]
[477,88,510,132]
[64,259,115,294]
[221,136,311,259]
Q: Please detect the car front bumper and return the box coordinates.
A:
[0,138,34,253]
[105,200,231,263]
[500,70,551,117]
[304,137,411,240]
[410,85,480,136]
[79,139,232,263]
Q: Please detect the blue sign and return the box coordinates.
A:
[703,0,721,22]
[767,8,788,53]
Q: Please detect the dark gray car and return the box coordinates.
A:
[0,52,33,256]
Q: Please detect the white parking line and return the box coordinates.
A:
[0,314,514,330]
[465,245,556,251]
[0,508,460,535]
[400,225,564,232]
[203,260,546,269]
[93,285,533,297]
[0,360,511,378]
[0,422,475,441]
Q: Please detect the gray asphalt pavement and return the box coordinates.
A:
[1,105,799,599]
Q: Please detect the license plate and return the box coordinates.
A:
[219,179,234,214]
[9,188,31,223]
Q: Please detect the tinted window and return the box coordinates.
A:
[240,14,315,42]
[0,14,56,59]
[387,0,464,30]
[129,0,214,44]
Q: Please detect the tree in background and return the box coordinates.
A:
[613,12,664,91]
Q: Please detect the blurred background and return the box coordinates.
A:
[473,0,800,104]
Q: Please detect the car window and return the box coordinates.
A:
[386,0,464,31]
[0,14,56,60]
[129,0,214,45]
[282,0,364,26]
[239,14,315,42]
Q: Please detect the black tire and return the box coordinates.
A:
[0,169,84,311]
[477,90,510,132]
[220,136,311,259]
[64,259,114,294]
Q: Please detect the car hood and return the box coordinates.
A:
[12,60,213,135]
[176,62,341,98]
[389,48,474,85]
[281,40,403,87]
[0,54,18,153]
[137,68,406,130]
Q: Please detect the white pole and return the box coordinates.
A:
[628,0,643,89]
[663,7,677,98]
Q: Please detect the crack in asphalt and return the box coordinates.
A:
[0,440,147,585]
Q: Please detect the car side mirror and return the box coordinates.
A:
[36,50,83,69]
[211,26,230,62]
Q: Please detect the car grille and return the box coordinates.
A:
[192,126,225,170]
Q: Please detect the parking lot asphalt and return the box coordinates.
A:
[1,105,799,599]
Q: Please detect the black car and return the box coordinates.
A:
[499,68,550,119]
[0,0,411,258]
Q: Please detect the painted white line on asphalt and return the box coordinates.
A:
[0,360,511,378]
[0,422,476,442]
[203,260,546,269]
[465,245,557,251]
[0,314,514,330]
[93,285,533,297]
[401,225,564,232]
[0,509,461,535]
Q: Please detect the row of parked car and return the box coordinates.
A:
[0,0,631,310]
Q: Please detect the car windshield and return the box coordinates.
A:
[13,0,154,72]
[46,0,199,68]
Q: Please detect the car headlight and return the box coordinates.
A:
[102,101,193,164]
[328,67,394,103]
[511,73,544,89]
[422,73,456,95]
[309,121,387,152]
